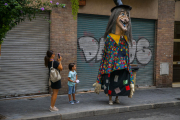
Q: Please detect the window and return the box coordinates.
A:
[174,22,180,39]
[174,22,180,61]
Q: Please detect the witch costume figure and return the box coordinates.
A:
[93,0,135,105]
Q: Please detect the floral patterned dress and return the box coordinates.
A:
[97,34,134,96]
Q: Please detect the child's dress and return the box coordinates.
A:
[97,33,134,96]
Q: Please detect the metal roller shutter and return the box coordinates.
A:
[77,14,155,91]
[0,13,50,97]
[77,14,109,92]
[130,19,155,86]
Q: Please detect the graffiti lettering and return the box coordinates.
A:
[136,38,152,64]
[129,39,136,63]
[78,36,98,62]
[96,37,105,62]
[78,36,152,65]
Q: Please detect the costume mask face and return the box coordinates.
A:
[116,9,129,32]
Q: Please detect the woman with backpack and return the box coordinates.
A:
[44,50,63,112]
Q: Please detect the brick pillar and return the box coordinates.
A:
[156,0,175,87]
[50,0,77,94]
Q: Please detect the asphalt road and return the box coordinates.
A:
[71,106,180,120]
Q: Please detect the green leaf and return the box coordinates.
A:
[0,0,78,42]
[71,0,79,19]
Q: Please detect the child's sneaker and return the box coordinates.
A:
[49,106,59,112]
[73,100,79,103]
[69,101,74,104]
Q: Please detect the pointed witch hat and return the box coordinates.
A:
[111,0,132,12]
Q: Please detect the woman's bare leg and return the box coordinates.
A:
[51,89,59,107]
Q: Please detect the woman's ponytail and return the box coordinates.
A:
[44,50,53,67]
[44,56,49,67]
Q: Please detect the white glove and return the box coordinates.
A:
[128,84,135,98]
[92,82,101,94]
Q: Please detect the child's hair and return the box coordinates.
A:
[69,63,75,70]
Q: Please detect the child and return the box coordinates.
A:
[68,63,79,104]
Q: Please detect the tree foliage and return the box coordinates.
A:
[71,0,79,19]
[0,0,79,44]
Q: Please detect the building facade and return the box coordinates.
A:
[0,0,180,97]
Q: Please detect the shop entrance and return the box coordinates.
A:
[173,22,180,87]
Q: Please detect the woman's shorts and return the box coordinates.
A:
[68,85,75,94]
[51,80,61,89]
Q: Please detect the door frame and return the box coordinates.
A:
[173,39,180,87]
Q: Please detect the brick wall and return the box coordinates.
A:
[156,0,175,87]
[50,0,77,94]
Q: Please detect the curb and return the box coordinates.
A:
[22,101,180,120]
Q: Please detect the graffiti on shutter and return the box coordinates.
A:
[78,36,152,65]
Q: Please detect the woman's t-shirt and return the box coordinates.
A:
[48,61,61,89]
[48,61,60,74]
